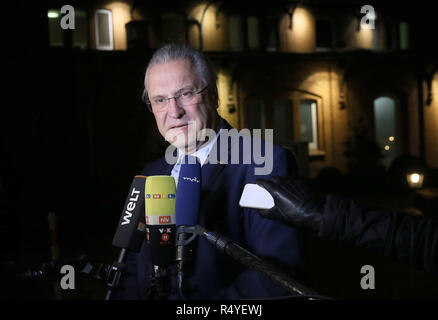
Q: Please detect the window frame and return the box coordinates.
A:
[94,9,114,51]
[295,95,324,154]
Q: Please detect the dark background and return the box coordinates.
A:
[1,0,438,300]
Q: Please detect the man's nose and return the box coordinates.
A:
[167,98,184,118]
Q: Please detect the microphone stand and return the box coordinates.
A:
[16,253,137,300]
[147,266,171,300]
[175,225,198,299]
[104,248,127,300]
[19,254,102,282]
[194,225,321,299]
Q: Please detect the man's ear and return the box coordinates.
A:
[212,86,219,109]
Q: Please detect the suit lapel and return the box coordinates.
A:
[200,118,233,190]
[201,162,226,190]
[159,160,173,175]
[156,148,176,175]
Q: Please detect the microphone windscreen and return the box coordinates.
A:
[112,175,147,252]
[145,175,176,266]
[175,155,201,226]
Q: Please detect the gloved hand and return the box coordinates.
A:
[256,176,325,233]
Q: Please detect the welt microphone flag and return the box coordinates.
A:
[145,175,176,267]
[112,175,147,252]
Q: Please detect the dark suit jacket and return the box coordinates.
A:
[114,119,306,299]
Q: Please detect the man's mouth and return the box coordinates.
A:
[170,123,188,130]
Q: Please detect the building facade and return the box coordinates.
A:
[45,0,438,178]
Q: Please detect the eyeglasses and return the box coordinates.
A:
[146,85,209,112]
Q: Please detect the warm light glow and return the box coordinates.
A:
[48,10,59,18]
[384,145,390,151]
[280,6,315,53]
[216,70,238,128]
[187,3,206,49]
[424,72,438,167]
[217,70,227,116]
[187,2,227,51]
[106,1,130,50]
[406,172,424,188]
[410,173,420,184]
[293,8,309,30]
[389,136,395,142]
[356,27,373,48]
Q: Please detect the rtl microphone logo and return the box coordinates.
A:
[147,193,176,199]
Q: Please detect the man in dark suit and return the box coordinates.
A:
[115,44,305,299]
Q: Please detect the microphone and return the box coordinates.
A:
[112,175,147,252]
[175,155,201,299]
[145,175,177,299]
[107,175,147,300]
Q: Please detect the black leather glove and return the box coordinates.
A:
[256,176,325,233]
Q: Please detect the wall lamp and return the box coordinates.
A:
[287,4,297,29]
[406,172,424,189]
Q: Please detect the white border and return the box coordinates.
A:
[95,9,114,50]
[309,101,318,150]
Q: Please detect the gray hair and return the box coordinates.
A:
[142,44,218,105]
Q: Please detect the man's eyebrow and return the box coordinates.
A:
[175,85,196,93]
[150,85,196,99]
[150,93,165,100]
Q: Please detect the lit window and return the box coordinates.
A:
[399,22,409,50]
[48,9,88,49]
[300,99,318,149]
[48,9,63,46]
[265,16,277,52]
[247,16,260,50]
[73,10,88,49]
[373,96,401,167]
[48,10,60,19]
[95,9,114,50]
[229,16,243,51]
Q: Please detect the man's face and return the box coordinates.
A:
[146,59,218,152]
